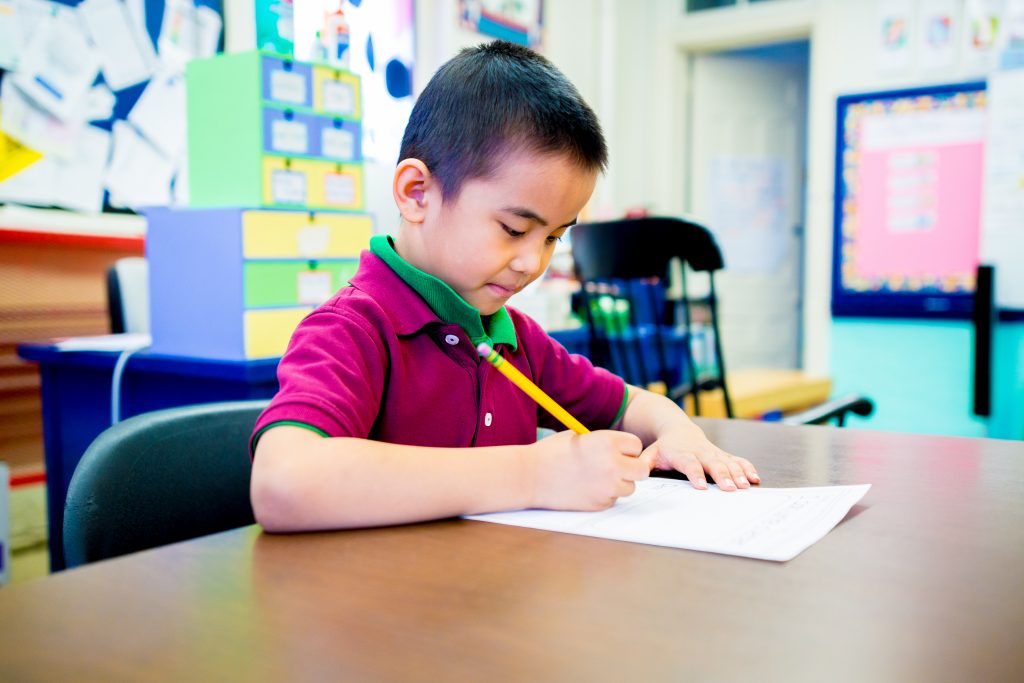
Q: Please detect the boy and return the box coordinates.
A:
[251,41,759,532]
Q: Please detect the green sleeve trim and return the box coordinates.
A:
[610,384,629,429]
[251,420,329,455]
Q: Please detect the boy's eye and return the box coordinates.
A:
[545,235,563,244]
[501,223,525,238]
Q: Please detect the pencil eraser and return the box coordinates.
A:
[476,342,492,357]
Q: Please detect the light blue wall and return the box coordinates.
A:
[830,319,1024,439]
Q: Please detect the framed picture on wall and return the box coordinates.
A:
[459,0,543,48]
[831,81,988,318]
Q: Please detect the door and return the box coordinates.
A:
[686,41,809,370]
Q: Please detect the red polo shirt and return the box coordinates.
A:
[252,245,627,451]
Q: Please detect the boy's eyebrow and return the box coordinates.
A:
[501,206,578,229]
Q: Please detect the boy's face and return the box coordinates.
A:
[419,150,598,316]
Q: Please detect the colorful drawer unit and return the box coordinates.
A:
[187,51,365,210]
[147,207,374,360]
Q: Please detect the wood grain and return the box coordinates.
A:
[0,419,1021,682]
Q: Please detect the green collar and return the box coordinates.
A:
[370,235,518,350]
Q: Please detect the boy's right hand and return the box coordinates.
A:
[527,430,652,511]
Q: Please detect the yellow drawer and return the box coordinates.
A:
[242,211,373,258]
[306,160,364,211]
[243,307,313,359]
[261,157,364,210]
[313,66,361,118]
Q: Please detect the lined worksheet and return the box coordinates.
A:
[466,479,870,561]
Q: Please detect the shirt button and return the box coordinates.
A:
[444,334,460,346]
[484,412,493,427]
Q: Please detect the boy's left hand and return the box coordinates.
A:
[640,425,759,492]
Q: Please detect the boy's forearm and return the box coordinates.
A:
[252,428,537,532]
[620,385,703,446]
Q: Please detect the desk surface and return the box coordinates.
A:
[1,419,1022,681]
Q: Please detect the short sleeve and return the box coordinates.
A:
[251,303,388,453]
[513,312,627,432]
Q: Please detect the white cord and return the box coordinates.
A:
[110,344,150,425]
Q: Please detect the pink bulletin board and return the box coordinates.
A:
[832,82,988,318]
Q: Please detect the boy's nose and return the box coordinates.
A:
[510,246,543,275]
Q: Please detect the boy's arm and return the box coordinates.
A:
[618,385,760,491]
[251,425,651,532]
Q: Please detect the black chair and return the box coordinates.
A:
[106,256,149,334]
[570,217,873,426]
[571,217,733,416]
[63,400,267,568]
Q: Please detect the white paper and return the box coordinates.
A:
[82,83,116,121]
[0,123,112,213]
[0,77,82,159]
[54,333,151,352]
[919,0,959,70]
[322,126,354,160]
[12,7,102,121]
[104,120,174,209]
[271,118,309,154]
[0,0,53,70]
[323,171,354,205]
[79,0,157,91]
[980,68,1024,311]
[321,80,354,115]
[297,270,332,304]
[875,0,914,73]
[708,156,790,273]
[269,69,307,104]
[158,0,222,69]
[271,168,306,203]
[297,225,330,256]
[963,0,1005,73]
[128,69,186,159]
[467,478,871,562]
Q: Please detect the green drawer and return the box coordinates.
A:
[244,259,358,308]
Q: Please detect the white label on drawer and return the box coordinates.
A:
[297,270,333,304]
[321,127,355,160]
[324,172,356,206]
[272,119,309,154]
[297,226,330,256]
[321,80,354,115]
[270,69,307,104]
[271,169,307,204]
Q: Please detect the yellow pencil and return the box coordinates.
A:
[476,342,590,435]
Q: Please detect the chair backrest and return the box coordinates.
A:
[107,256,149,334]
[570,217,732,416]
[63,400,267,568]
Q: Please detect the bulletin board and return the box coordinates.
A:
[831,81,987,319]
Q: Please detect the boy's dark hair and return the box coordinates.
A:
[399,40,607,199]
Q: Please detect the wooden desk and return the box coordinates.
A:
[1,420,1021,681]
[684,367,833,418]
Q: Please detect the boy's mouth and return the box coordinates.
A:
[486,283,520,297]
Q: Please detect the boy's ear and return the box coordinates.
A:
[393,158,433,223]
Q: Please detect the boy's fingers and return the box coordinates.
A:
[708,462,737,491]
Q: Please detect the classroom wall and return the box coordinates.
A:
[412,1,1024,438]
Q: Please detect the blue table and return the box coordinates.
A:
[17,343,280,571]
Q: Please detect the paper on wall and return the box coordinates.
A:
[0,0,53,71]
[12,7,102,121]
[158,0,223,69]
[918,0,959,70]
[0,123,111,213]
[79,0,158,91]
[82,83,116,122]
[128,69,186,160]
[104,120,174,209]
[0,77,82,160]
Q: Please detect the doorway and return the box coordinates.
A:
[685,40,810,370]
